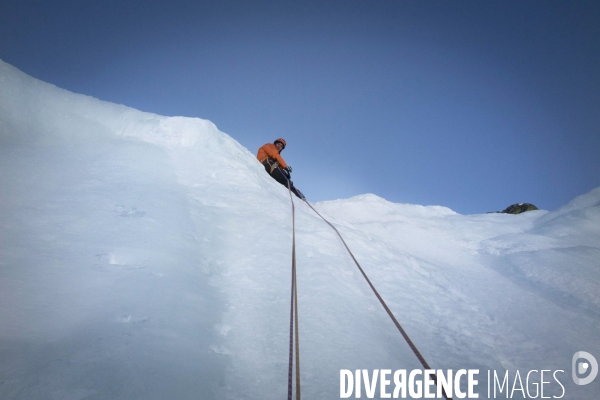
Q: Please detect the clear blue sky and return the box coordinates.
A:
[1,0,599,213]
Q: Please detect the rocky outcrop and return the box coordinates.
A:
[499,203,539,214]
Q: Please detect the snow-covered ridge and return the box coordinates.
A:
[316,193,457,224]
[1,60,599,399]
[0,59,225,148]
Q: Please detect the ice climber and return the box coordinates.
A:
[257,138,305,199]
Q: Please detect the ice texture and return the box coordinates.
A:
[1,60,599,399]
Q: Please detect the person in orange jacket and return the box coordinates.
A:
[257,138,305,199]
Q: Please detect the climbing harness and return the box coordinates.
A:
[285,178,301,400]
[260,157,280,174]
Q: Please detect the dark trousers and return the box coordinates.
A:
[262,160,304,199]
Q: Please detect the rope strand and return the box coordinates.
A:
[303,200,452,400]
[285,175,301,400]
[286,251,295,400]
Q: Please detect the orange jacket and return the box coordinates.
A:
[257,143,288,169]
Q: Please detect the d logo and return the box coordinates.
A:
[572,351,598,385]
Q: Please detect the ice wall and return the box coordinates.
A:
[1,60,599,399]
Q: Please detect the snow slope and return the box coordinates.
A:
[0,60,598,399]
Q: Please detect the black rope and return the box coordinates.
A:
[286,253,295,400]
[285,174,301,400]
[303,200,452,400]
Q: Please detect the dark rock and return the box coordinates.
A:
[500,203,539,214]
